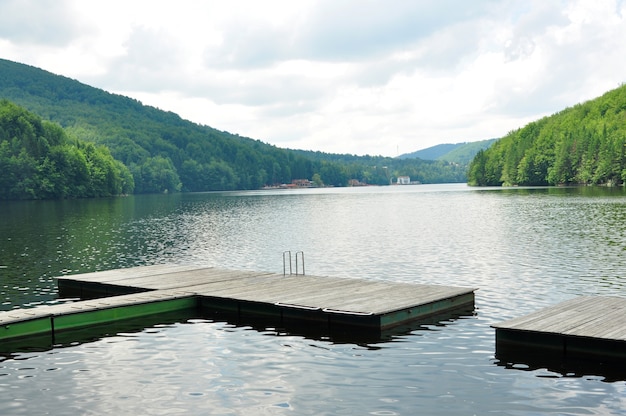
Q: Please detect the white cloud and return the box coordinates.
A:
[0,0,88,45]
[0,0,625,156]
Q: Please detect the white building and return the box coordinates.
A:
[397,176,410,185]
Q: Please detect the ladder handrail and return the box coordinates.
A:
[283,250,305,276]
[295,251,305,275]
[283,251,292,276]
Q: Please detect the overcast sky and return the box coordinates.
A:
[1,0,625,156]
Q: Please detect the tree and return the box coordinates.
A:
[311,173,322,187]
[0,100,134,199]
[469,84,626,187]
[132,156,182,194]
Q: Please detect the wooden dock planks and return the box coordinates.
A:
[6,264,624,371]
[0,289,197,343]
[493,296,626,340]
[0,264,476,347]
[492,296,626,364]
[56,264,476,317]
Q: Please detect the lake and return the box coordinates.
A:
[1,183,625,415]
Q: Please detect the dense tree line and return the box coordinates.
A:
[0,59,466,199]
[0,100,133,199]
[468,84,626,186]
[291,150,467,185]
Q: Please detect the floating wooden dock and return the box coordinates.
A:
[493,296,626,365]
[0,264,475,347]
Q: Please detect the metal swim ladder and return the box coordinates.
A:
[283,251,305,275]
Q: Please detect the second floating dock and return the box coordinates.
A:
[493,296,626,365]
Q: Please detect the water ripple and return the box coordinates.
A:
[1,185,626,414]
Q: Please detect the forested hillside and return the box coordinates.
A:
[291,149,466,185]
[0,100,133,199]
[468,84,626,186]
[398,143,459,161]
[0,59,466,198]
[398,139,496,164]
[437,139,497,164]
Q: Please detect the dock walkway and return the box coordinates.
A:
[0,264,476,345]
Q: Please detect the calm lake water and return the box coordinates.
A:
[1,183,625,415]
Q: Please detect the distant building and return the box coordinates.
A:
[291,179,314,188]
[397,176,410,185]
[348,179,367,186]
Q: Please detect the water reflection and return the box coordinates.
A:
[495,351,626,383]
[198,306,476,349]
[0,305,476,358]
[2,184,626,414]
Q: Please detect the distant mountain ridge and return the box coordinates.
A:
[398,139,497,164]
[0,58,468,198]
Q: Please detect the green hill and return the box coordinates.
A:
[0,58,468,198]
[399,139,496,164]
[398,143,459,161]
[0,100,133,199]
[468,84,626,186]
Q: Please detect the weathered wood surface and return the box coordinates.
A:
[493,296,626,341]
[57,264,475,315]
[0,264,475,347]
[0,289,194,323]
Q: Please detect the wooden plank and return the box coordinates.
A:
[563,306,626,340]
[114,270,276,290]
[58,266,248,288]
[0,308,53,325]
[493,296,626,341]
[291,285,469,314]
[493,296,626,365]
[55,264,207,284]
[187,275,467,313]
[57,266,475,316]
[0,264,476,346]
[493,297,598,331]
[0,288,199,342]
[107,266,474,318]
